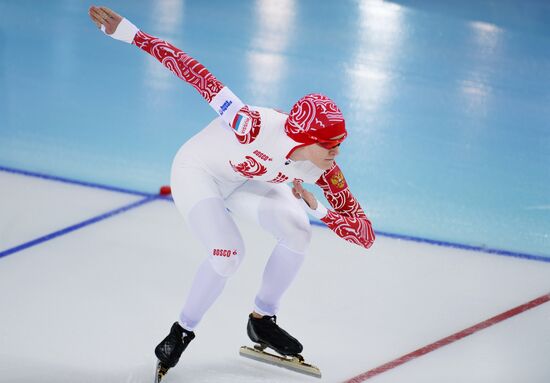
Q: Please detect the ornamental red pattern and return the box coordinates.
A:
[285,94,344,139]
[268,172,289,183]
[316,163,374,249]
[321,211,375,249]
[133,31,224,103]
[229,156,268,179]
[233,106,262,144]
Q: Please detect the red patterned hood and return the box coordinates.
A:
[284,93,347,146]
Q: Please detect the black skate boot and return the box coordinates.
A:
[247,314,303,356]
[154,322,195,382]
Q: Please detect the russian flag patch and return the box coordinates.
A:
[231,113,252,136]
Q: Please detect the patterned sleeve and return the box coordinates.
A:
[315,163,375,249]
[132,31,224,103]
[131,31,261,141]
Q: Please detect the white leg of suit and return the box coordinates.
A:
[225,181,311,316]
[171,162,311,330]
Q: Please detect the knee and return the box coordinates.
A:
[208,245,245,277]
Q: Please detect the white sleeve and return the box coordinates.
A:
[208,86,246,128]
[299,198,328,220]
[102,18,139,44]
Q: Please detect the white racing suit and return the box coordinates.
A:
[109,20,375,330]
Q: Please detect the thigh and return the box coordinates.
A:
[224,180,278,224]
[186,197,246,277]
[171,152,246,220]
[225,181,311,251]
[171,164,222,220]
[171,161,247,276]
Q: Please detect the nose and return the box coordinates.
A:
[329,145,340,156]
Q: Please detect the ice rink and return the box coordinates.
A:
[1,0,549,382]
[1,169,549,383]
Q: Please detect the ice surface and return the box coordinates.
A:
[1,173,549,382]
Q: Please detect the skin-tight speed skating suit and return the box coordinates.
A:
[107,19,375,331]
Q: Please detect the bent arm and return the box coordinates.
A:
[314,164,375,249]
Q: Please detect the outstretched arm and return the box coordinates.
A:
[132,31,225,104]
[88,5,258,137]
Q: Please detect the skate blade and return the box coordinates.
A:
[154,360,169,383]
[239,346,322,378]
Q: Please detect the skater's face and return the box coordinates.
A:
[303,134,344,170]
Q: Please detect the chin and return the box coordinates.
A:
[319,160,334,170]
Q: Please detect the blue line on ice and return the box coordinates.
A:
[0,195,158,259]
[2,165,548,262]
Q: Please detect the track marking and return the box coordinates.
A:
[343,293,550,383]
[310,222,550,263]
[0,165,151,197]
[0,195,158,259]
[1,164,547,262]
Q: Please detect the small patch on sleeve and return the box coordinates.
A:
[326,165,348,194]
[232,112,252,136]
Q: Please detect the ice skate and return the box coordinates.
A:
[239,314,321,378]
[154,322,195,382]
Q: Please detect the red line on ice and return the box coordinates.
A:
[343,293,550,383]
